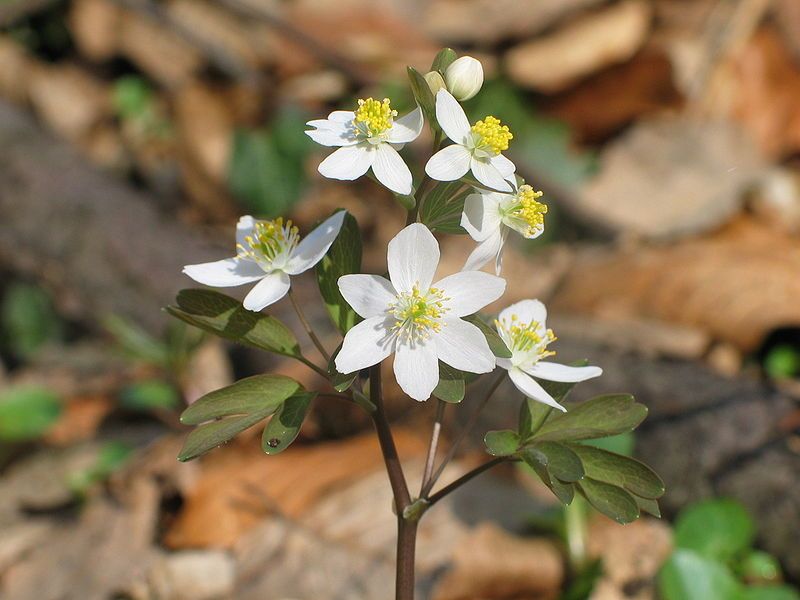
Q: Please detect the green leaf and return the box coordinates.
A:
[533,394,647,442]
[433,362,465,403]
[764,344,800,379]
[1,282,63,358]
[463,313,512,358]
[179,412,266,462]
[119,380,180,411]
[634,494,661,518]
[68,441,134,495]
[561,558,604,600]
[315,211,362,333]
[524,457,575,504]
[181,374,300,425]
[262,392,315,454]
[569,444,664,499]
[659,549,743,600]
[104,315,169,366]
[166,289,301,357]
[741,587,800,600]
[522,442,584,482]
[576,478,640,524]
[407,66,437,132]
[419,181,470,233]
[674,499,755,562]
[740,551,782,585]
[583,432,635,456]
[431,48,458,73]
[0,386,62,442]
[484,430,520,456]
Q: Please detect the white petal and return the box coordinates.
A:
[508,368,566,412]
[498,299,548,328]
[394,339,439,401]
[387,107,424,143]
[236,216,256,247]
[435,271,506,317]
[372,144,413,195]
[387,223,440,293]
[463,230,505,273]
[526,362,603,383]
[435,318,495,373]
[338,274,396,319]
[461,192,503,241]
[490,153,516,177]
[435,89,471,143]
[471,157,512,192]
[335,316,395,374]
[425,145,471,182]
[284,211,346,275]
[328,110,355,122]
[305,124,357,147]
[242,271,291,311]
[183,257,264,287]
[318,145,374,181]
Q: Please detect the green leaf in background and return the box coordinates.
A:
[576,477,639,524]
[433,362,465,403]
[582,432,635,456]
[68,441,134,495]
[764,344,800,379]
[315,211,362,333]
[181,374,300,425]
[430,47,458,73]
[659,549,742,600]
[568,444,664,499]
[463,313,512,358]
[1,282,64,359]
[166,289,301,357]
[103,314,169,366]
[523,442,584,482]
[419,181,470,234]
[407,66,437,133]
[740,551,782,585]
[262,392,315,455]
[533,394,647,442]
[229,108,312,217]
[112,75,153,121]
[0,386,61,442]
[741,587,800,600]
[484,430,520,456]
[119,380,180,412]
[560,558,604,600]
[674,498,755,562]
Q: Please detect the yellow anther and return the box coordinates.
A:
[237,218,299,264]
[495,316,557,361]
[471,115,513,155]
[389,285,450,342]
[512,185,547,237]
[354,97,396,136]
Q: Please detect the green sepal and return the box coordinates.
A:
[407,66,438,133]
[430,48,458,73]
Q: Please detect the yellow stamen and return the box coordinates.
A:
[471,115,513,155]
[495,314,556,361]
[389,285,450,342]
[354,97,396,136]
[511,185,547,237]
[237,217,299,264]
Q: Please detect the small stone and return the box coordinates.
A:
[148,550,235,600]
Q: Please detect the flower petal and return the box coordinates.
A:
[463,230,505,273]
[435,89,471,143]
[525,362,603,383]
[425,144,471,182]
[435,271,506,317]
[372,144,413,195]
[394,339,439,401]
[183,257,264,287]
[338,274,396,319]
[498,299,548,328]
[435,317,495,373]
[471,157,512,192]
[236,216,256,247]
[508,367,566,412]
[490,153,516,177]
[284,211,346,275]
[242,270,290,311]
[328,110,355,123]
[305,122,357,147]
[461,192,503,242]
[335,316,395,374]
[387,223,440,293]
[318,144,374,181]
[387,107,423,143]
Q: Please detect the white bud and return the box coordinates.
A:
[444,56,484,101]
[424,71,446,95]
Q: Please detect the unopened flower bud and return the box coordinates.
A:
[444,56,484,101]
[424,71,446,95]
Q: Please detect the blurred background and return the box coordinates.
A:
[1,0,799,598]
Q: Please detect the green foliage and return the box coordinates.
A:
[568,444,664,499]
[674,499,755,562]
[430,48,458,74]
[740,551,782,585]
[660,549,743,600]
[67,441,133,496]
[119,380,180,412]
[433,362,466,403]
[576,478,639,525]
[462,313,512,358]
[1,282,64,359]
[229,108,312,217]
[407,66,437,135]
[582,432,635,456]
[0,386,61,442]
[316,211,362,333]
[262,392,315,454]
[166,289,301,358]
[484,430,520,456]
[419,181,470,234]
[112,76,171,139]
[534,394,647,442]
[104,315,170,366]
[764,344,800,379]
[524,442,584,482]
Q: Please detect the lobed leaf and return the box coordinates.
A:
[522,442,584,482]
[576,477,640,524]
[262,392,315,455]
[484,430,520,456]
[433,362,466,403]
[568,444,665,499]
[179,412,266,462]
[533,394,647,442]
[315,211,362,333]
[634,495,662,518]
[524,456,575,505]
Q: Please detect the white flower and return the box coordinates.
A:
[183,212,346,312]
[495,300,602,412]
[305,97,423,196]
[461,184,547,274]
[425,89,516,192]
[335,223,506,401]
[444,56,484,101]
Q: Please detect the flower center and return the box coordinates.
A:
[507,185,547,237]
[471,116,513,155]
[237,217,299,267]
[354,97,396,137]
[496,315,556,362]
[389,285,450,343]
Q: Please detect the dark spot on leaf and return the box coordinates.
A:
[268,438,281,448]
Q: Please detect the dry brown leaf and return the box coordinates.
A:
[69,0,121,62]
[43,394,113,446]
[552,216,800,352]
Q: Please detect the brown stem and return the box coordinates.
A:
[419,400,445,496]
[427,457,509,507]
[288,288,331,362]
[396,517,418,600]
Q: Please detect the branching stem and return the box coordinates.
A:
[288,287,330,362]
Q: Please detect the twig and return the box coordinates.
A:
[288,287,331,362]
[419,400,445,496]
[427,457,509,507]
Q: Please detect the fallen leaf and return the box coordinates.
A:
[43,394,113,446]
